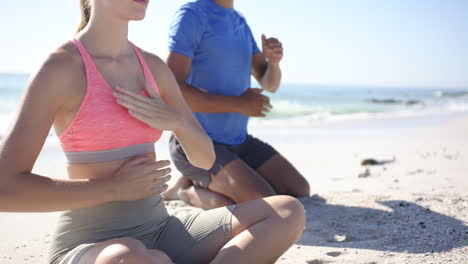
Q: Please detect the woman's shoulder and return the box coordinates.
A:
[138,49,177,95]
[137,48,166,74]
[43,41,83,74]
[28,41,86,98]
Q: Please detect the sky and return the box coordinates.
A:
[0,0,467,88]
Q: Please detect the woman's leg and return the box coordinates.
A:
[156,195,305,264]
[76,237,173,264]
[212,195,306,264]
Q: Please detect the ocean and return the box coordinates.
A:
[1,72,468,139]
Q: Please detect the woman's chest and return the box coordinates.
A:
[93,57,147,92]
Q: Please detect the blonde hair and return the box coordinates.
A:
[77,0,91,33]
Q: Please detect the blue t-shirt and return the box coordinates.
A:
[168,0,260,145]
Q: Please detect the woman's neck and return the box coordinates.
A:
[76,8,131,58]
[213,0,234,9]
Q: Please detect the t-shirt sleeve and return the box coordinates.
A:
[168,7,205,59]
[246,24,261,56]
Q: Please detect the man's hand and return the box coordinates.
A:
[262,34,283,65]
[238,88,272,117]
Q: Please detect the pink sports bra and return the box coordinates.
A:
[59,39,163,163]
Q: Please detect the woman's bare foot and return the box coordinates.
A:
[161,175,192,201]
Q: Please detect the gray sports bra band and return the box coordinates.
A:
[64,143,155,163]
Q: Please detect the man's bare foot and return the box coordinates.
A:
[161,176,193,201]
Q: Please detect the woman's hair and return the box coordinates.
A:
[77,0,91,33]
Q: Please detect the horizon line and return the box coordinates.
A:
[1,71,467,90]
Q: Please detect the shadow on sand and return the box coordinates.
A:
[297,195,467,254]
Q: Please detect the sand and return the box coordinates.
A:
[1,113,467,264]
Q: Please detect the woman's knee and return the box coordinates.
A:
[269,195,306,234]
[148,249,174,264]
[95,237,171,264]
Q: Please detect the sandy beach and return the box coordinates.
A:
[1,113,467,264]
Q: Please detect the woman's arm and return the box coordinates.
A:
[0,46,171,212]
[149,54,215,170]
[139,52,215,170]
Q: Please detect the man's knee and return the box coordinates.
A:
[232,186,276,203]
[290,180,310,198]
[210,196,236,208]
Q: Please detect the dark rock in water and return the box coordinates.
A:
[437,91,468,98]
[367,98,402,104]
[406,100,421,105]
[361,157,396,166]
[366,98,422,105]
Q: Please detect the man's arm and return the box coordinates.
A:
[166,51,271,117]
[252,35,283,93]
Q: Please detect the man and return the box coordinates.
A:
[163,0,310,209]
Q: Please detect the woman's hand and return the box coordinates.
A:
[104,154,172,201]
[113,85,185,131]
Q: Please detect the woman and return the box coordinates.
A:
[163,0,310,209]
[0,0,305,263]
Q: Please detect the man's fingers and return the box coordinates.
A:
[269,43,283,49]
[249,88,263,93]
[272,53,283,59]
[264,38,280,46]
[259,94,270,103]
[261,34,267,42]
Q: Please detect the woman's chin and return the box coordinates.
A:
[123,12,146,21]
[132,15,146,21]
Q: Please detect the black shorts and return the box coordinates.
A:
[169,134,278,188]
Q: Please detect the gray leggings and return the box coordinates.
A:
[48,195,236,264]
